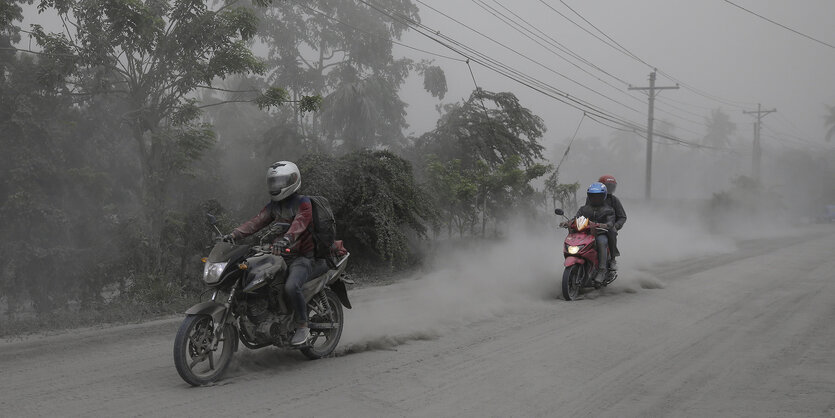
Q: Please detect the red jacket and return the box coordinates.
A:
[231,194,315,256]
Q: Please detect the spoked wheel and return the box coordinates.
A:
[301,289,344,359]
[173,314,236,386]
[561,264,585,301]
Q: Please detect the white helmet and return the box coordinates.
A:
[266,161,301,202]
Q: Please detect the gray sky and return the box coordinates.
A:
[397,0,835,152]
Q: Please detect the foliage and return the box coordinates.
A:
[299,150,435,266]
[425,158,479,236]
[425,155,549,237]
[544,171,579,213]
[703,108,737,148]
[0,45,134,314]
[418,89,548,236]
[255,0,446,150]
[420,64,447,100]
[418,89,546,170]
[23,0,319,278]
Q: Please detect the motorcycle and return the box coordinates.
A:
[173,214,352,386]
[554,208,617,301]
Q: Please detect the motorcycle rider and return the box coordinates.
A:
[596,175,626,270]
[563,182,616,284]
[222,161,325,346]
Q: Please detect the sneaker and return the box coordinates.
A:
[609,258,618,271]
[594,269,607,284]
[290,327,310,346]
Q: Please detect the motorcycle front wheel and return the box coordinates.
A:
[173,314,236,386]
[561,264,584,301]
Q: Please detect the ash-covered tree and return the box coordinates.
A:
[425,158,479,237]
[418,89,548,236]
[0,9,139,314]
[256,0,447,151]
[419,89,546,169]
[544,171,579,213]
[703,108,737,148]
[298,150,435,267]
[23,0,317,272]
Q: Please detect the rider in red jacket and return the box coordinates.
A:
[224,161,324,346]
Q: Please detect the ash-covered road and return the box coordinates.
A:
[2,227,834,417]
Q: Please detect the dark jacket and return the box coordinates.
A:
[231,193,314,256]
[584,194,626,230]
[575,204,616,231]
[606,195,626,230]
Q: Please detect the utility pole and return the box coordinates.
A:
[743,103,776,181]
[629,69,678,200]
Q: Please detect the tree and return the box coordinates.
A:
[425,158,478,237]
[544,171,579,212]
[298,150,436,266]
[418,89,546,170]
[0,28,137,313]
[256,0,446,151]
[418,90,549,236]
[477,156,549,236]
[703,108,737,148]
[24,0,310,272]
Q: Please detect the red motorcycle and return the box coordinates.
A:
[554,209,617,301]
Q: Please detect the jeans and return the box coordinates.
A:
[595,234,609,268]
[285,257,328,327]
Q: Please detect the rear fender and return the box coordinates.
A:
[564,256,586,267]
[330,279,352,309]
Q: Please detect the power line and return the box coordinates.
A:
[358,0,732,153]
[413,0,644,116]
[384,1,640,126]
[472,0,716,135]
[485,0,631,87]
[555,112,586,173]
[405,0,658,127]
[722,0,835,50]
[541,0,758,108]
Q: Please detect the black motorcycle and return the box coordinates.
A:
[173,215,352,386]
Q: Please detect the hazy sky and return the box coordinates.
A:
[17,0,835,153]
[396,0,835,152]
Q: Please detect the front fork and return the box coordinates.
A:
[211,280,239,350]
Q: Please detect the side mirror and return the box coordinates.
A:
[206,213,218,226]
[554,208,564,216]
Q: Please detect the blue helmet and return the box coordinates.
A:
[587,182,608,195]
[587,182,608,207]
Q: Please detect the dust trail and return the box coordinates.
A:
[338,204,737,350]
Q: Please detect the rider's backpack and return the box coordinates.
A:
[307,195,337,267]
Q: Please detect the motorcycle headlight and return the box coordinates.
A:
[567,245,581,255]
[203,262,228,284]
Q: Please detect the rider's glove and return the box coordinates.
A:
[272,236,292,255]
[221,233,235,243]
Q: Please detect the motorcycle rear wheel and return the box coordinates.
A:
[301,289,344,359]
[173,314,236,386]
[562,264,584,301]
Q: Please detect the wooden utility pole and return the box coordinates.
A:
[743,103,776,181]
[629,69,678,200]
